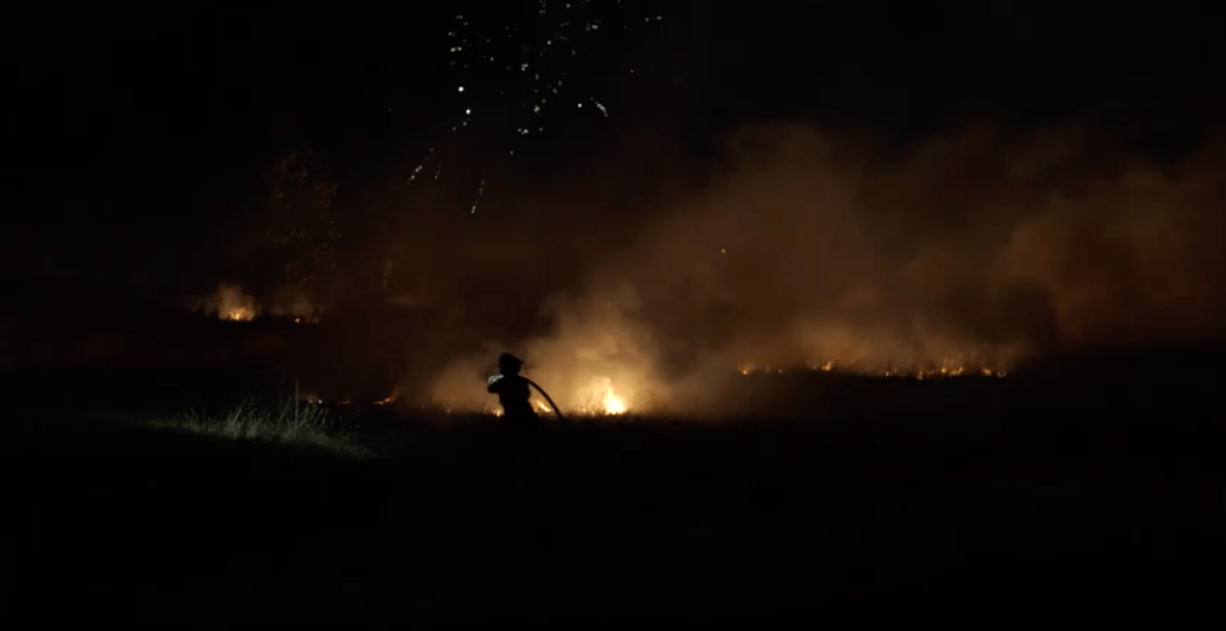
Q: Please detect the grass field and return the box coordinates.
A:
[6,346,1225,626]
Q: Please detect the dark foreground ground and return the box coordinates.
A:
[6,347,1226,627]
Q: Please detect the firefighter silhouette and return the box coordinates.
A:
[487,352,540,423]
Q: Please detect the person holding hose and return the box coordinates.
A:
[487,352,565,425]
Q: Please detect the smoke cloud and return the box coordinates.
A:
[190,283,260,322]
[423,121,1226,415]
[188,282,323,323]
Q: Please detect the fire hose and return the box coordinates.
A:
[525,378,567,423]
[488,374,567,422]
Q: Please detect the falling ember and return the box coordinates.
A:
[416,0,668,215]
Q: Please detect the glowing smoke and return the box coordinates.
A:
[422,122,1226,415]
[187,283,323,323]
[429,284,667,415]
[190,283,260,322]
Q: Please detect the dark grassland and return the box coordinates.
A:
[6,345,1225,627]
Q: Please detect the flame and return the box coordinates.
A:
[583,377,630,416]
[227,307,256,322]
[737,357,1008,379]
[192,283,259,321]
[372,388,401,406]
[189,282,324,323]
[603,391,627,415]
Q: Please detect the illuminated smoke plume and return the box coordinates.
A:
[425,122,1226,415]
[191,283,260,322]
[430,282,670,415]
[187,283,323,323]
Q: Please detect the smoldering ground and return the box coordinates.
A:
[422,121,1226,415]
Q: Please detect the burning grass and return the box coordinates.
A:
[737,358,1009,379]
[186,282,322,324]
[9,349,1225,628]
[430,358,1008,420]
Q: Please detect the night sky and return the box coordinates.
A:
[8,0,1225,291]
